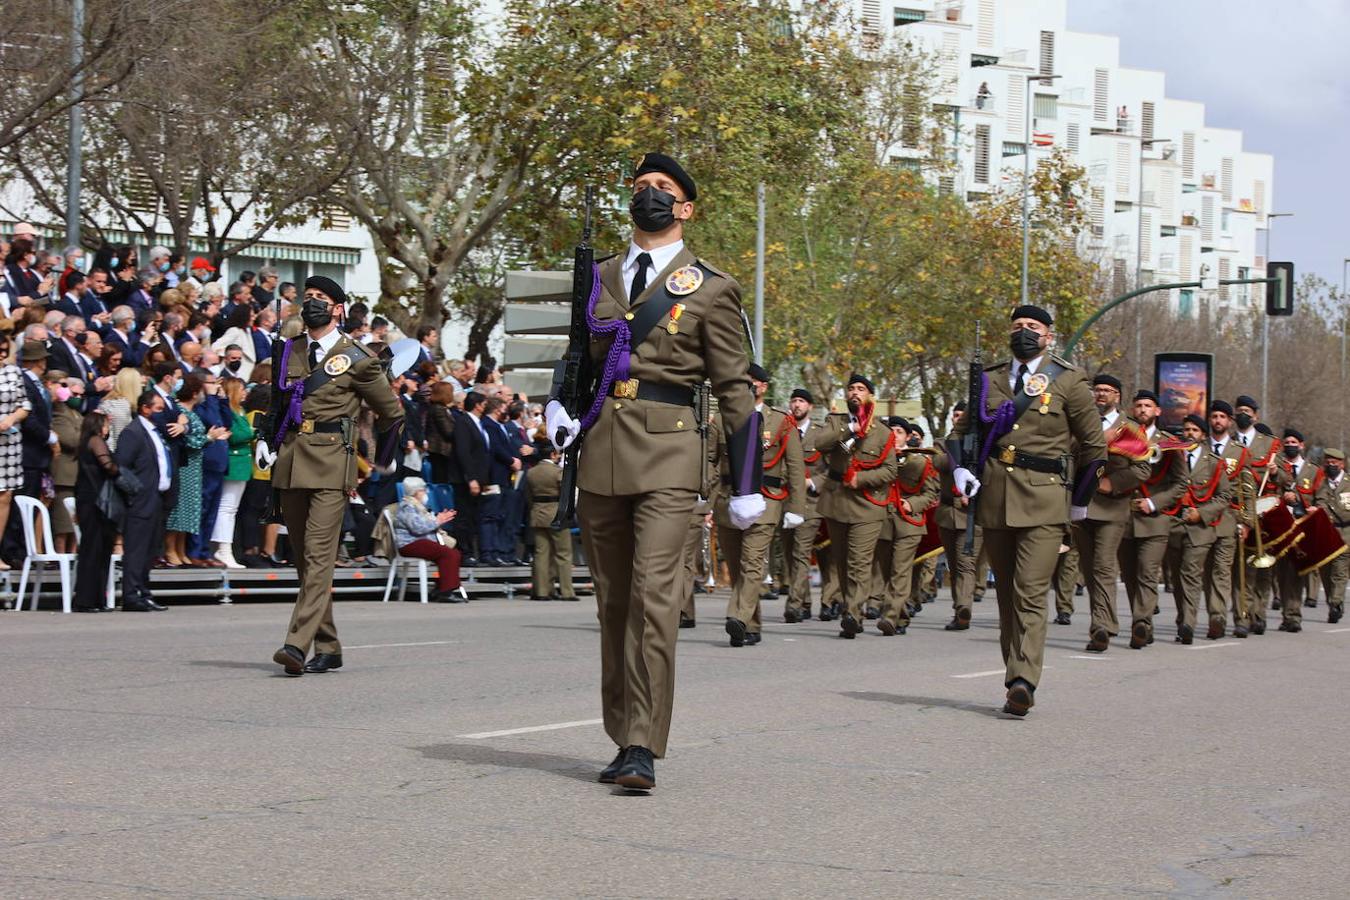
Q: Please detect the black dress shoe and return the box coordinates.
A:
[304,652,343,673]
[876,618,897,636]
[1251,620,1266,635]
[1304,597,1316,608]
[1085,627,1109,652]
[615,746,655,791]
[1330,606,1343,624]
[557,594,578,602]
[1054,612,1072,626]
[839,613,861,639]
[725,617,746,647]
[1003,679,1034,716]
[679,615,696,629]
[863,605,880,620]
[1207,620,1225,640]
[434,589,469,603]
[1175,623,1194,645]
[1233,625,1249,639]
[463,557,479,567]
[599,746,628,783]
[531,594,551,602]
[123,597,167,611]
[273,644,305,676]
[945,608,972,631]
[1129,621,1150,649]
[74,605,103,613]
[1278,620,1302,633]
[1074,585,1084,597]
[759,590,777,601]
[783,608,801,623]
[744,632,762,646]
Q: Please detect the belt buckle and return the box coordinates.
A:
[998,446,1016,465]
[613,378,638,400]
[299,419,315,434]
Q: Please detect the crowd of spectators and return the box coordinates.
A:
[0,225,563,610]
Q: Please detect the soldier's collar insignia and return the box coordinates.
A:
[324,354,352,376]
[1023,372,1049,396]
[666,265,703,296]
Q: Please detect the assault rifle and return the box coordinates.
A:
[960,322,983,555]
[551,186,596,529]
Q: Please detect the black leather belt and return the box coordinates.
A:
[725,474,782,489]
[610,378,695,407]
[994,445,1064,474]
[299,419,345,434]
[533,495,559,502]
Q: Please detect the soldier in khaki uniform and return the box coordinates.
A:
[526,446,576,601]
[951,305,1105,716]
[934,403,983,631]
[678,441,717,628]
[1118,390,1187,648]
[873,418,939,636]
[816,374,899,639]
[1076,373,1151,652]
[1165,415,1232,644]
[1052,539,1079,625]
[546,153,763,791]
[1312,449,1350,624]
[1200,401,1245,640]
[783,388,833,622]
[1229,395,1279,634]
[1273,429,1318,632]
[711,363,805,647]
[260,276,404,676]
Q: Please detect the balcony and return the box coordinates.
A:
[970,90,995,111]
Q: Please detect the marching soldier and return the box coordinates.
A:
[259,276,405,676]
[1273,429,1317,632]
[874,419,939,636]
[1165,415,1232,644]
[935,402,983,631]
[782,388,835,622]
[1118,390,1186,648]
[816,374,898,639]
[678,440,718,628]
[712,363,805,647]
[1312,449,1349,624]
[546,152,764,791]
[1076,373,1150,652]
[1230,395,1279,635]
[1053,541,1079,625]
[1203,401,1242,639]
[905,422,938,609]
[526,444,576,602]
[951,305,1105,716]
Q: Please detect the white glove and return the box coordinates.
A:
[545,399,581,451]
[254,441,277,471]
[782,511,804,529]
[953,467,981,498]
[1070,505,1088,522]
[729,493,766,529]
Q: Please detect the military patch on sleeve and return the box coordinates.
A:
[324,354,352,376]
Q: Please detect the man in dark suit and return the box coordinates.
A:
[115,391,175,610]
[480,397,523,565]
[46,316,86,384]
[448,392,489,564]
[81,268,114,332]
[51,272,86,317]
[16,341,53,501]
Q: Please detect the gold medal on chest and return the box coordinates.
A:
[665,266,703,297]
[1023,372,1049,397]
[1038,391,1052,414]
[1225,458,1238,475]
[323,354,351,376]
[666,302,686,335]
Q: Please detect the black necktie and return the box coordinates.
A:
[629,251,652,303]
[1214,442,1221,455]
[308,341,321,370]
[1014,363,1026,395]
[1188,451,1195,471]
[1241,435,1248,447]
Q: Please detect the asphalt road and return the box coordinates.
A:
[3,588,1348,898]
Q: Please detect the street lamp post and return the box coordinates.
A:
[1260,212,1294,416]
[1133,136,1171,388]
[1342,257,1349,449]
[65,0,85,248]
[1021,73,1060,306]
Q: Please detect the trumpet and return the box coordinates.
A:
[1244,469,1277,569]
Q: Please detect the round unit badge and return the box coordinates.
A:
[324,355,352,376]
[665,266,704,296]
[1023,372,1049,397]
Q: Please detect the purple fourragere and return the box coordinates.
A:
[578,262,623,431]
[275,338,305,443]
[975,371,1017,472]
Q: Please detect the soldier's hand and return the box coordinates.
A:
[1283,490,1297,505]
[1183,508,1202,524]
[953,467,981,498]
[899,499,912,516]
[843,471,859,489]
[1070,504,1088,522]
[782,511,804,529]
[729,493,765,529]
[545,400,580,450]
[1097,476,1113,494]
[254,441,277,470]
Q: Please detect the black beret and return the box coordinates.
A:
[1092,373,1122,391]
[886,416,909,430]
[1010,304,1053,326]
[1208,400,1234,417]
[1183,414,1208,434]
[954,399,967,412]
[1133,390,1159,403]
[304,275,347,307]
[747,363,770,383]
[1284,427,1305,442]
[847,373,874,394]
[1234,395,1259,411]
[1255,422,1273,436]
[634,152,697,201]
[790,388,814,404]
[908,423,925,437]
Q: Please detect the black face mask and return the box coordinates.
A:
[226,360,242,373]
[906,437,921,448]
[1325,464,1341,478]
[1234,412,1254,430]
[1283,445,1301,460]
[301,299,334,328]
[1009,327,1043,362]
[629,186,678,233]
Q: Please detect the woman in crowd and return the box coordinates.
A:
[48,370,83,553]
[238,383,282,567]
[140,345,170,379]
[209,377,254,568]
[212,305,258,381]
[96,345,124,379]
[97,367,145,451]
[393,477,466,602]
[3,237,50,304]
[0,333,31,570]
[425,380,456,505]
[164,373,229,567]
[73,411,120,612]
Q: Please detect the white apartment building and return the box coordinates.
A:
[850,0,1275,318]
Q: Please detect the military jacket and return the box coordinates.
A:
[887,450,940,538]
[815,412,898,524]
[1127,429,1187,539]
[1165,447,1231,547]
[1314,472,1350,534]
[1275,457,1321,516]
[710,405,804,528]
[526,460,564,528]
[933,437,971,532]
[1087,417,1151,524]
[799,418,829,520]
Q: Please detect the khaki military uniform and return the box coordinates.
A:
[1118,430,1187,641]
[934,439,983,622]
[816,412,899,625]
[526,461,574,599]
[576,246,759,759]
[1075,418,1151,641]
[1272,457,1319,627]
[271,332,403,656]
[1197,437,1245,632]
[679,453,718,623]
[871,451,938,630]
[955,354,1105,691]
[1312,472,1350,617]
[1165,446,1232,633]
[712,406,805,635]
[1230,430,1279,629]
[786,418,831,619]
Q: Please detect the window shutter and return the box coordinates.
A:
[974,125,991,184]
[1141,101,1155,143]
[1039,31,1055,76]
[1182,132,1195,180]
[977,0,995,47]
[1115,142,1132,196]
[1221,158,1234,203]
[1093,69,1109,122]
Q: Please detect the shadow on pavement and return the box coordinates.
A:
[841,690,1005,719]
[414,742,599,783]
[189,659,282,671]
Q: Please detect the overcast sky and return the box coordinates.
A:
[1067,0,1350,291]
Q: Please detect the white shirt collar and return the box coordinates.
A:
[622,240,685,288]
[1213,435,1229,453]
[1145,424,1157,439]
[1236,427,1257,445]
[1009,355,1045,390]
[306,326,343,358]
[1101,409,1120,430]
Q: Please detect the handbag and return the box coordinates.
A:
[436,531,457,549]
[96,477,125,521]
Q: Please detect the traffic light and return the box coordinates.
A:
[1266,261,1294,316]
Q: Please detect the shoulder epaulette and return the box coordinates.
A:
[350,341,376,359]
[985,360,1008,372]
[696,258,729,279]
[1048,353,1079,371]
[596,251,619,263]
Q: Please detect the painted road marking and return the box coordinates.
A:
[345,640,462,650]
[460,719,603,740]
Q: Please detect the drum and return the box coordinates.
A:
[916,514,943,564]
[1246,496,1299,556]
[1292,507,1349,575]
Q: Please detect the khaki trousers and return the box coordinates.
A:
[1276,557,1304,626]
[532,526,574,598]
[680,514,705,620]
[939,524,982,614]
[1076,518,1127,636]
[579,487,693,759]
[785,515,820,616]
[1319,552,1348,611]
[825,518,883,620]
[881,532,923,627]
[1118,532,1168,637]
[1204,533,1235,627]
[719,521,774,633]
[1168,534,1209,631]
[279,488,348,655]
[1054,538,1079,615]
[868,538,891,610]
[983,524,1062,689]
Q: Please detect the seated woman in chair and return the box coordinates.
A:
[394,477,466,603]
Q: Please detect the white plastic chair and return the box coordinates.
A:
[15,495,75,613]
[380,508,430,604]
[62,496,122,610]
